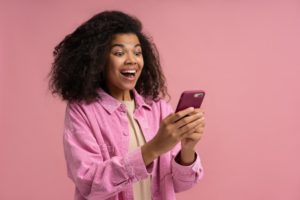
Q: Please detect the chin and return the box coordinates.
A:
[119,83,136,91]
[124,85,136,91]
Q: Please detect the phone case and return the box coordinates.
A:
[175,90,205,112]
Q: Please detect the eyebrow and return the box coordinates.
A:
[111,43,141,48]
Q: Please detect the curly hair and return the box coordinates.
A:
[48,10,168,103]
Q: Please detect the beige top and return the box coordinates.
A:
[123,100,151,200]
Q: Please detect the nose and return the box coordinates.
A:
[125,52,137,65]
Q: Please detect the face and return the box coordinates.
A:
[105,33,144,101]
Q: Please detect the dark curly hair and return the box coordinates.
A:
[48,10,168,103]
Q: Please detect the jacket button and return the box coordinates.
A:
[123,131,129,136]
[120,104,127,112]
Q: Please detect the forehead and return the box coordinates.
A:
[110,33,141,47]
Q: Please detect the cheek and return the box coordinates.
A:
[139,58,144,69]
[105,64,119,80]
[107,68,120,82]
[107,60,122,74]
[108,55,123,68]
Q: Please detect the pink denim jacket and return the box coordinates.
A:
[63,88,204,200]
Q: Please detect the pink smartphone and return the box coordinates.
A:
[175,90,205,112]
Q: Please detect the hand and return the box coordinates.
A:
[181,108,205,151]
[141,107,203,166]
[176,108,205,165]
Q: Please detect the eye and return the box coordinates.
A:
[113,52,124,57]
[135,51,142,56]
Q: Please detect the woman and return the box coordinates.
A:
[49,10,205,200]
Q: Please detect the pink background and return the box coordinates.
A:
[1,0,300,199]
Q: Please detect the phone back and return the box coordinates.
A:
[175,90,205,112]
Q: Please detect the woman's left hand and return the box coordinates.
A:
[178,108,205,165]
[181,108,205,150]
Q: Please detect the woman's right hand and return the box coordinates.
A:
[141,107,203,166]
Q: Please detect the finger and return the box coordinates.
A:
[195,116,205,126]
[199,108,205,114]
[200,122,205,128]
[195,127,205,134]
[186,123,204,136]
[178,117,203,136]
[187,110,205,120]
[190,108,204,114]
[184,124,205,137]
[175,112,203,129]
[197,108,205,114]
[163,112,175,123]
[198,116,205,126]
[183,132,203,140]
[171,107,195,123]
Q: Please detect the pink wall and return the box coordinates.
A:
[1,1,300,199]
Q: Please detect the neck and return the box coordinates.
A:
[106,88,133,101]
[120,91,132,101]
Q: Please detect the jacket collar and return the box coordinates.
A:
[97,88,152,114]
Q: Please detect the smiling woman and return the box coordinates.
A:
[48,10,205,200]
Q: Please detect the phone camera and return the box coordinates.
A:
[194,93,203,98]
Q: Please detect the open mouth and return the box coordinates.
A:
[120,69,136,78]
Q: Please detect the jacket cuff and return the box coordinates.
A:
[172,151,203,181]
[124,147,153,182]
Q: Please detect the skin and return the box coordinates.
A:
[105,33,144,101]
[142,108,205,166]
[105,33,205,166]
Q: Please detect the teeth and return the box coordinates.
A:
[121,69,136,73]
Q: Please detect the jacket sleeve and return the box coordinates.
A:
[171,147,204,193]
[160,100,204,193]
[63,102,153,200]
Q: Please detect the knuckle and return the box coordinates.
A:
[179,126,187,133]
[183,117,189,123]
[165,125,172,132]
[162,120,169,126]
[187,129,194,135]
[192,127,197,132]
[170,132,179,140]
[186,124,193,130]
[175,113,181,119]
